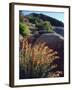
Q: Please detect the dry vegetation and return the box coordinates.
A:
[19,38,62,79]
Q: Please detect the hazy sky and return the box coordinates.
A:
[21,10,64,23]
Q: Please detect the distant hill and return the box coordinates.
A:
[27,13,64,27]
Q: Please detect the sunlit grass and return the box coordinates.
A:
[19,38,59,78]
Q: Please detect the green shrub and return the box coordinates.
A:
[35,20,53,32]
[43,21,53,32]
[19,11,24,23]
[19,23,31,36]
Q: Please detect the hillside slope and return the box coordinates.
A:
[28,13,64,27]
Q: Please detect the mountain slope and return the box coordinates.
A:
[28,13,64,27]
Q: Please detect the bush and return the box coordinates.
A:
[19,23,31,37]
[36,21,53,32]
[19,11,24,23]
[42,21,53,32]
[19,38,59,79]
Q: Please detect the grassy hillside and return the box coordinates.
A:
[28,13,64,27]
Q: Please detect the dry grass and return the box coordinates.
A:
[19,38,59,79]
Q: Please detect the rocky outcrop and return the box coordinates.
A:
[53,27,64,37]
[35,33,64,49]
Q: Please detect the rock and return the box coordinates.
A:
[53,27,64,37]
[19,34,24,41]
[35,33,64,50]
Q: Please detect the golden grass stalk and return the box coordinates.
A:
[19,38,59,78]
